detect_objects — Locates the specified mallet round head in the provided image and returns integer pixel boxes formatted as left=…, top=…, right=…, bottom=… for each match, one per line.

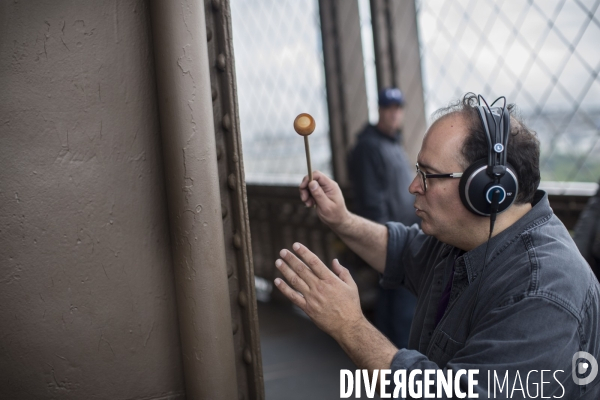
left=293, top=113, right=316, bottom=136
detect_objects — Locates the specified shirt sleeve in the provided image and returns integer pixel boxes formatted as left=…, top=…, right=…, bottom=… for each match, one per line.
left=388, top=296, right=583, bottom=398
left=349, top=141, right=388, bottom=224
left=381, top=221, right=442, bottom=297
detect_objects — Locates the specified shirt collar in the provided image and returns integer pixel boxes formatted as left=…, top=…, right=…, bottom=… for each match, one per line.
left=461, top=190, right=553, bottom=284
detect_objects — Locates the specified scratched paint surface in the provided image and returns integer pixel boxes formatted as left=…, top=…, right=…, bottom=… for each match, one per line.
left=0, top=1, right=184, bottom=399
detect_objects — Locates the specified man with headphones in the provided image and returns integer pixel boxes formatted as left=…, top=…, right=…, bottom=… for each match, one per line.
left=274, top=94, right=600, bottom=398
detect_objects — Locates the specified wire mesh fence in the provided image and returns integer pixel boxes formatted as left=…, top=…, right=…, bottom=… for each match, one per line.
left=231, top=0, right=599, bottom=186
left=230, top=0, right=332, bottom=185
left=416, top=0, right=600, bottom=184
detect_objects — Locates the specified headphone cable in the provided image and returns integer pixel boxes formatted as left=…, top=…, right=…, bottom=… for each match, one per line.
left=467, top=188, right=500, bottom=334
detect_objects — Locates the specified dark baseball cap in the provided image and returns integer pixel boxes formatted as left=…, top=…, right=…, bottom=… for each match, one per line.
left=378, top=87, right=404, bottom=107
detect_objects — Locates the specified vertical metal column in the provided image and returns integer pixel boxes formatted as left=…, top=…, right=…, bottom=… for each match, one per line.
left=370, top=0, right=428, bottom=162
left=204, top=0, right=264, bottom=399
left=149, top=1, right=238, bottom=399
left=319, top=0, right=369, bottom=186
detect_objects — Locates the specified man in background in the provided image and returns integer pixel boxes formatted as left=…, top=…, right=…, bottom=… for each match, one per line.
left=347, top=87, right=420, bottom=348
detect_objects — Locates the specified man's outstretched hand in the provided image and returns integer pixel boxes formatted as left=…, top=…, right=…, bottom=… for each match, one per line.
left=299, top=171, right=350, bottom=229
left=273, top=242, right=364, bottom=340
left=273, top=242, right=398, bottom=373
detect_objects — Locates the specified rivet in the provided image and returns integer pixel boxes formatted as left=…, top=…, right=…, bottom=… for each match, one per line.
left=221, top=204, right=228, bottom=219
left=233, top=233, right=242, bottom=249
left=238, top=291, right=247, bottom=307
left=211, top=85, right=218, bottom=101
left=227, top=174, right=236, bottom=190
left=232, top=153, right=239, bottom=163
left=216, top=54, right=226, bottom=71
left=222, top=113, right=231, bottom=131
left=232, top=322, right=239, bottom=334
left=212, top=0, right=221, bottom=11
left=243, top=348, right=252, bottom=364
left=206, top=28, right=212, bottom=42
left=216, top=144, right=223, bottom=160
left=227, top=264, right=234, bottom=277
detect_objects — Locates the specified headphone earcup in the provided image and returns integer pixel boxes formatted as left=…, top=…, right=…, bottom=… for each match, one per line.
left=459, top=159, right=519, bottom=216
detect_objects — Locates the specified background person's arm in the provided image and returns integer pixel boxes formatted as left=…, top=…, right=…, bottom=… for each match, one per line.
left=348, top=142, right=388, bottom=223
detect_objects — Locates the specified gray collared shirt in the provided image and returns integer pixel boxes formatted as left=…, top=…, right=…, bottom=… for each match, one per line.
left=383, top=190, right=600, bottom=398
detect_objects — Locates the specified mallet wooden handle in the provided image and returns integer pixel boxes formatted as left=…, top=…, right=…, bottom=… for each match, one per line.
left=293, top=113, right=316, bottom=182
left=304, top=136, right=313, bottom=182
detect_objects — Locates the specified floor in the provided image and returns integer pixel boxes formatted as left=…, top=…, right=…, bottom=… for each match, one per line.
left=258, top=300, right=380, bottom=400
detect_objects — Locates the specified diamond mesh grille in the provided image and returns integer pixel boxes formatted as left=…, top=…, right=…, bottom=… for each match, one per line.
left=231, top=0, right=331, bottom=184
left=417, top=0, right=600, bottom=182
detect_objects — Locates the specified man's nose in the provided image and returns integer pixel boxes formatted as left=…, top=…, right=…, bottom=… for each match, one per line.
left=409, top=174, right=423, bottom=195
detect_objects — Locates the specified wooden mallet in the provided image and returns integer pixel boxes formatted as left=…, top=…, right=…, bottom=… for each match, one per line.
left=293, top=113, right=316, bottom=182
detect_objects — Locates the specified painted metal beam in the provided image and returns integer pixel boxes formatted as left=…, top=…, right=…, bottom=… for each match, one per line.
left=319, top=0, right=370, bottom=186
left=149, top=1, right=238, bottom=399
left=371, top=0, right=428, bottom=163
left=203, top=0, right=265, bottom=398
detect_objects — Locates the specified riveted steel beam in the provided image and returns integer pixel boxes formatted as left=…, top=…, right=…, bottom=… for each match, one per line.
left=149, top=1, right=238, bottom=399
left=319, top=0, right=369, bottom=186
left=370, top=0, right=427, bottom=163
left=204, top=0, right=265, bottom=399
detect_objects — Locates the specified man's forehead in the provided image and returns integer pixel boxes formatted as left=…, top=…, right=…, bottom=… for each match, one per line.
left=419, top=114, right=467, bottom=168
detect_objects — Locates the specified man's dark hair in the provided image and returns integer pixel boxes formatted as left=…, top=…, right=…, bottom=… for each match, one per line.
left=433, top=93, right=541, bottom=204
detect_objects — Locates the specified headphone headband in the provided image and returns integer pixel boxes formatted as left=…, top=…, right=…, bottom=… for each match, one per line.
left=475, top=95, right=510, bottom=177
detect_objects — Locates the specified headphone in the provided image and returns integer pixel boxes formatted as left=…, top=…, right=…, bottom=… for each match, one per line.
left=458, top=95, right=519, bottom=217
left=463, top=95, right=520, bottom=334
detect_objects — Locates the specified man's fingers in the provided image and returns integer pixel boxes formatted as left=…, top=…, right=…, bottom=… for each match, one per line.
left=291, top=242, right=333, bottom=280
left=300, top=173, right=325, bottom=207
left=279, top=248, right=318, bottom=285
left=307, top=178, right=333, bottom=208
left=274, top=258, right=310, bottom=294
left=274, top=278, right=307, bottom=309
left=299, top=174, right=309, bottom=189
left=332, top=258, right=355, bottom=286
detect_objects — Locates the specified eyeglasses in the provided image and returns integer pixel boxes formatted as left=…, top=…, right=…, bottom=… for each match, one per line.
left=415, top=162, right=463, bottom=192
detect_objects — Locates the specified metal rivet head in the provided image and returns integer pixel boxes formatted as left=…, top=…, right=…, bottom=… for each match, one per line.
left=222, top=113, right=231, bottom=131
left=233, top=233, right=242, bottom=249
left=211, top=85, right=218, bottom=101
left=216, top=54, right=226, bottom=71
left=227, top=264, right=234, bottom=277
left=243, top=348, right=252, bottom=364
left=206, top=28, right=212, bottom=42
left=232, top=153, right=239, bottom=163
left=238, top=291, right=247, bottom=307
left=227, top=173, right=236, bottom=190
left=212, top=0, right=221, bottom=11
left=232, top=322, right=239, bottom=334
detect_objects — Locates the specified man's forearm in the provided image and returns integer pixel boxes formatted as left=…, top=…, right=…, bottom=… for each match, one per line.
left=334, top=316, right=398, bottom=373
left=332, top=212, right=388, bottom=274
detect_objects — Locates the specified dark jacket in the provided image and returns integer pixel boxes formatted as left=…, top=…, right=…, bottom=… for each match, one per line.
left=574, top=181, right=600, bottom=280
left=383, top=191, right=600, bottom=398
left=348, top=124, right=420, bottom=226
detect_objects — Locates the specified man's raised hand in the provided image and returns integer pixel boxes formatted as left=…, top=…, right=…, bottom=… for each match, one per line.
left=299, top=171, right=350, bottom=229
left=273, top=242, right=364, bottom=340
